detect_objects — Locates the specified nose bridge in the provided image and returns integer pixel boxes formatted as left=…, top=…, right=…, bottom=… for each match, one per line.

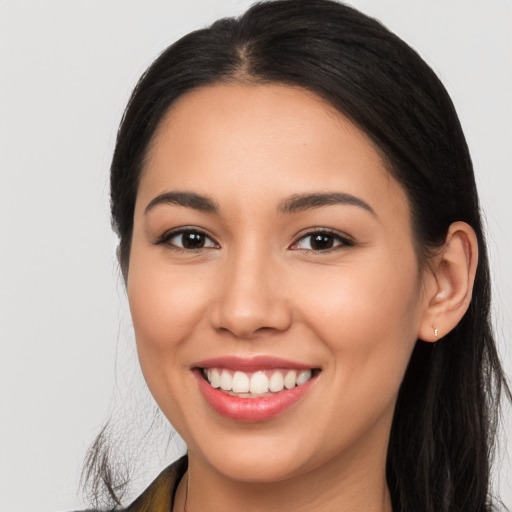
left=210, top=241, right=291, bottom=338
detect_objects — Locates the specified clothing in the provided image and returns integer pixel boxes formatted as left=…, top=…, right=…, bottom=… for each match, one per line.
left=123, top=456, right=187, bottom=512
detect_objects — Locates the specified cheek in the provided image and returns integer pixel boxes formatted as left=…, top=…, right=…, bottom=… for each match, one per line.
left=126, top=254, right=216, bottom=433
left=300, top=251, right=422, bottom=396
left=127, top=250, right=211, bottom=362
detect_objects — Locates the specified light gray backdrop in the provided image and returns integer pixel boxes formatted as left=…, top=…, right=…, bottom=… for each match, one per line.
left=1, top=1, right=510, bottom=511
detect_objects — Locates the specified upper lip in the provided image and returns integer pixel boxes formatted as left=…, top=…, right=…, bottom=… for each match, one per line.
left=192, top=356, right=317, bottom=373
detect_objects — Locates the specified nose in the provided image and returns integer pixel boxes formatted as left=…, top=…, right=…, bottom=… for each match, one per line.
left=209, top=249, right=292, bottom=339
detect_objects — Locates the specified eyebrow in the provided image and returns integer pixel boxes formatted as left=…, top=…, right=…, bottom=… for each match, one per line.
left=278, top=192, right=376, bottom=216
left=145, top=191, right=219, bottom=214
left=144, top=190, right=375, bottom=217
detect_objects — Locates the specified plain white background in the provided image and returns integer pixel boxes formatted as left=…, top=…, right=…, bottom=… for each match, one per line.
left=0, top=1, right=511, bottom=510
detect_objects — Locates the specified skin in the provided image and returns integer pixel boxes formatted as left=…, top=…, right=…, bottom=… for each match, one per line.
left=127, top=84, right=477, bottom=512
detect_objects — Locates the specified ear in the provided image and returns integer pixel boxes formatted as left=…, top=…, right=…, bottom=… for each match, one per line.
left=418, top=221, right=478, bottom=342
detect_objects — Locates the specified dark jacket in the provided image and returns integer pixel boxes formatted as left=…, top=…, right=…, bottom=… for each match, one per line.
left=124, top=456, right=187, bottom=512
left=78, top=457, right=187, bottom=512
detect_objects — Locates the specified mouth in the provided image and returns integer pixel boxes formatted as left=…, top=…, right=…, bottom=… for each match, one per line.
left=201, top=367, right=317, bottom=397
left=192, top=356, right=320, bottom=422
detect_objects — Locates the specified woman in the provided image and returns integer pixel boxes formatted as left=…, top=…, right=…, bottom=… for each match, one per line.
left=83, top=0, right=510, bottom=511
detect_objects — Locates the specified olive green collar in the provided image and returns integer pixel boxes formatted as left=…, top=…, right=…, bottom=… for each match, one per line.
left=124, top=456, right=188, bottom=512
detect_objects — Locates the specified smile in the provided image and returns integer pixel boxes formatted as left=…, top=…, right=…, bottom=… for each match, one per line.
left=192, top=357, right=320, bottom=422
left=203, top=368, right=313, bottom=396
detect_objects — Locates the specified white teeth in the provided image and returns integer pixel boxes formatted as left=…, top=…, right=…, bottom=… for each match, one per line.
left=220, top=370, right=232, bottom=391
left=284, top=370, right=297, bottom=389
left=249, top=371, right=269, bottom=394
left=269, top=371, right=284, bottom=392
left=209, top=368, right=221, bottom=388
left=296, top=370, right=312, bottom=386
left=204, top=367, right=314, bottom=394
left=232, top=371, right=250, bottom=393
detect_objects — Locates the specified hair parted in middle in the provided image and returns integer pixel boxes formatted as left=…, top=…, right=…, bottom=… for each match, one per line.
left=82, top=1, right=510, bottom=511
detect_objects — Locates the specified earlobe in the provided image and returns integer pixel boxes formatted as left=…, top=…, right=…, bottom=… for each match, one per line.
left=418, top=222, right=478, bottom=342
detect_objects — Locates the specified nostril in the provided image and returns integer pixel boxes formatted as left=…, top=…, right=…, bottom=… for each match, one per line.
left=210, top=298, right=293, bottom=339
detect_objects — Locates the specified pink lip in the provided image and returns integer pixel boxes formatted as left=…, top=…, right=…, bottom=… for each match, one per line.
left=192, top=355, right=314, bottom=373
left=193, top=368, right=318, bottom=423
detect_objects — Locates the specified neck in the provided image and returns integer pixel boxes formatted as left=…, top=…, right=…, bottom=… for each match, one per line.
left=175, top=444, right=392, bottom=512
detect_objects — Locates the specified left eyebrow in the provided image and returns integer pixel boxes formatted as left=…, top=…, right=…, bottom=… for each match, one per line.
left=278, top=192, right=376, bottom=216
left=144, top=191, right=219, bottom=214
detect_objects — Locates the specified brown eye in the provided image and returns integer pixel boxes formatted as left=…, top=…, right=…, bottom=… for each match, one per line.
left=158, top=229, right=218, bottom=250
left=309, top=233, right=336, bottom=250
left=292, top=230, right=353, bottom=252
left=179, top=231, right=207, bottom=249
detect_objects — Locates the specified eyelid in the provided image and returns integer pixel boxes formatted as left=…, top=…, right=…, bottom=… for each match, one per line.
left=289, top=228, right=354, bottom=251
left=153, top=226, right=219, bottom=249
left=152, top=226, right=353, bottom=252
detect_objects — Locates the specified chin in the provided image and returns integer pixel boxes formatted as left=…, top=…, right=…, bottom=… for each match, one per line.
left=203, top=444, right=310, bottom=483
left=184, top=418, right=334, bottom=484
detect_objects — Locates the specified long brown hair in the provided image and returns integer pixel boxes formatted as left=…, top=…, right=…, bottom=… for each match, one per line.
left=84, top=1, right=510, bottom=510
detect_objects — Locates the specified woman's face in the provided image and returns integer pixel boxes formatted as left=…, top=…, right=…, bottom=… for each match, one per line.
left=128, top=84, right=431, bottom=483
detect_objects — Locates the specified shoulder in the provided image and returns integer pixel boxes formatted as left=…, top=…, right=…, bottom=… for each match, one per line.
left=123, top=456, right=188, bottom=512
left=73, top=456, right=188, bottom=512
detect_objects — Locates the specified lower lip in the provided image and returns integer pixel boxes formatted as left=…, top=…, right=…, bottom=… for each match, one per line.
left=194, top=370, right=317, bottom=422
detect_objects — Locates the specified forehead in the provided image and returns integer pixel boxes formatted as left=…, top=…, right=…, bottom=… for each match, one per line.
left=139, top=83, right=409, bottom=222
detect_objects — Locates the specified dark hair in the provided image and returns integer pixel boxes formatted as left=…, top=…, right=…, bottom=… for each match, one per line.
left=88, top=1, right=510, bottom=510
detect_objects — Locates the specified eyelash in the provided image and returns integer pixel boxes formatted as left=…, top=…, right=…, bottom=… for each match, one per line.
left=290, top=229, right=354, bottom=252
left=153, top=227, right=219, bottom=252
left=153, top=227, right=354, bottom=253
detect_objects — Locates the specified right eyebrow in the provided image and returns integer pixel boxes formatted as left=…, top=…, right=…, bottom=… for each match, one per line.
left=278, top=192, right=376, bottom=216
left=144, top=191, right=219, bottom=214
